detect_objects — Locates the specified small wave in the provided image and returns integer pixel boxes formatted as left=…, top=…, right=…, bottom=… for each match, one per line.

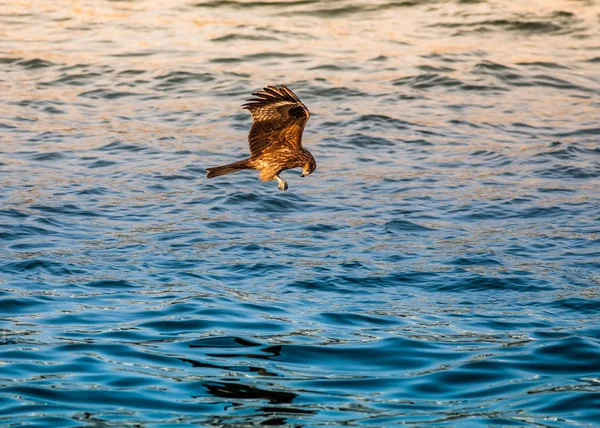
left=346, top=133, right=395, bottom=149
left=1, top=259, right=75, bottom=275
left=41, top=72, right=102, bottom=87
left=154, top=71, right=215, bottom=86
left=553, top=127, right=600, bottom=138
left=16, top=58, right=56, bottom=69
left=95, top=141, right=150, bottom=152
left=0, top=56, right=21, bottom=64
left=308, top=64, right=360, bottom=71
left=87, top=159, right=117, bottom=168
left=534, top=165, right=600, bottom=179
left=31, top=204, right=101, bottom=217
left=516, top=61, right=569, bottom=69
left=193, top=0, right=318, bottom=8
left=385, top=219, right=435, bottom=233
left=110, top=51, right=154, bottom=57
left=188, top=336, right=262, bottom=348
left=79, top=89, right=142, bottom=99
left=211, top=33, right=279, bottom=42
left=431, top=18, right=569, bottom=35
left=28, top=152, right=67, bottom=162
left=393, top=73, right=506, bottom=92
left=210, top=51, right=306, bottom=64
left=83, top=279, right=138, bottom=289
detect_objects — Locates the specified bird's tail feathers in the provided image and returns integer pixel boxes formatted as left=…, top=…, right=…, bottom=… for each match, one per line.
left=206, top=159, right=251, bottom=178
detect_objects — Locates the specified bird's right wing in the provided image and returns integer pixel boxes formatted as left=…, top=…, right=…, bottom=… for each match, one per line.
left=242, top=85, right=310, bottom=157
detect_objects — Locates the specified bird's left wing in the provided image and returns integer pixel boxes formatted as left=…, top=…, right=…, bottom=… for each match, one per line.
left=242, top=85, right=310, bottom=157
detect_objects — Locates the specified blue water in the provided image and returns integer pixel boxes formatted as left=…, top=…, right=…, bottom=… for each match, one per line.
left=1, top=0, right=600, bottom=426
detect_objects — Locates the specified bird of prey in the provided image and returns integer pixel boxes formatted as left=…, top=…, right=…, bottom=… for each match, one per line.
left=206, top=85, right=316, bottom=191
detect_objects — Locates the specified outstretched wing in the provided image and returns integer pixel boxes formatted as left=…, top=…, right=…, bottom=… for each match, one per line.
left=242, top=85, right=310, bottom=157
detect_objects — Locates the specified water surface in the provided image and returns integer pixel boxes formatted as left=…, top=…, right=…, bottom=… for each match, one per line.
left=1, top=0, right=599, bottom=426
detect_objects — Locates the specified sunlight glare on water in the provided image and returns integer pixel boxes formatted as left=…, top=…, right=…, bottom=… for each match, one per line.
left=1, top=0, right=599, bottom=426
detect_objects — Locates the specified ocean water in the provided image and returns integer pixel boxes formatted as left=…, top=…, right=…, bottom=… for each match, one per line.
left=1, top=0, right=599, bottom=426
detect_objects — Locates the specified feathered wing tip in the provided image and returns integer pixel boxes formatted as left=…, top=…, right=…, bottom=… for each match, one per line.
left=241, top=85, right=303, bottom=109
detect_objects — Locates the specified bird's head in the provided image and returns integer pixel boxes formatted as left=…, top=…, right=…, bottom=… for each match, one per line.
left=300, top=153, right=317, bottom=177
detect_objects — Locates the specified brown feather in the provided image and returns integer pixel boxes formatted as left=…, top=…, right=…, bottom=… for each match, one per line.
left=242, top=85, right=310, bottom=157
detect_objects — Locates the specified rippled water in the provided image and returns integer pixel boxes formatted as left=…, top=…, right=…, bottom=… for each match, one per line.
left=1, top=0, right=600, bottom=426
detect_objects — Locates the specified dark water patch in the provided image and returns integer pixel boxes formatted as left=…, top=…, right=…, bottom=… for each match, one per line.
left=434, top=274, right=540, bottom=292
left=0, top=297, right=51, bottom=315
left=404, top=139, right=434, bottom=146
left=308, top=64, right=360, bottom=71
left=245, top=52, right=307, bottom=60
left=534, top=164, right=599, bottom=179
left=1, top=259, right=78, bottom=276
left=370, top=55, right=388, bottom=61
left=281, top=5, right=365, bottom=17
left=0, top=386, right=216, bottom=413
left=42, top=106, right=66, bottom=114
left=209, top=57, right=244, bottom=64
left=303, top=223, right=345, bottom=233
left=348, top=114, right=414, bottom=131
left=550, top=298, right=600, bottom=314
left=95, top=141, right=150, bottom=153
left=516, top=61, right=570, bottom=69
left=282, top=1, right=441, bottom=17
left=110, top=51, right=155, bottom=57
left=28, top=151, right=67, bottom=162
left=211, top=33, right=279, bottom=42
left=553, top=127, right=600, bottom=138
left=153, top=173, right=195, bottom=181
left=417, top=64, right=456, bottom=72
left=30, top=204, right=102, bottom=218
left=83, top=279, right=138, bottom=289
left=188, top=337, right=262, bottom=348
left=270, top=337, right=450, bottom=371
left=448, top=255, right=501, bottom=267
left=79, top=89, right=142, bottom=99
left=530, top=74, right=590, bottom=91
left=154, top=71, right=215, bottom=88
left=385, top=219, right=435, bottom=233
left=393, top=73, right=506, bottom=92
left=509, top=336, right=600, bottom=375
left=0, top=224, right=51, bottom=241
left=431, top=18, right=568, bottom=35
left=16, top=58, right=56, bottom=69
left=193, top=0, right=318, bottom=8
left=289, top=271, right=440, bottom=292
left=0, top=57, right=21, bottom=64
left=308, top=85, right=367, bottom=99
left=87, top=159, right=117, bottom=168
left=41, top=72, right=103, bottom=87
left=319, top=312, right=401, bottom=327
left=118, top=69, right=146, bottom=75
left=536, top=187, right=575, bottom=194
left=394, top=73, right=462, bottom=89
left=473, top=60, right=514, bottom=72
left=344, top=133, right=395, bottom=149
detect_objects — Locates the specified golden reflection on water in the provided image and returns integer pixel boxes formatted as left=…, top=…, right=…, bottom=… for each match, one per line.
left=2, top=0, right=599, bottom=153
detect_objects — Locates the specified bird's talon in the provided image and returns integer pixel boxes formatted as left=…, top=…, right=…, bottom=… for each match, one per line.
left=278, top=181, right=288, bottom=191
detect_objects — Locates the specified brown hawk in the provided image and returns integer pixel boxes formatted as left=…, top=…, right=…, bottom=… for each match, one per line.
left=206, top=85, right=316, bottom=191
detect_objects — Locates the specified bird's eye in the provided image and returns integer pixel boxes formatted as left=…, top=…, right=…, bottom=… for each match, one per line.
left=288, top=106, right=306, bottom=118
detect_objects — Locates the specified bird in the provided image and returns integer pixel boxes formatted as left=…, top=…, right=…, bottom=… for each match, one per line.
left=206, top=85, right=316, bottom=191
